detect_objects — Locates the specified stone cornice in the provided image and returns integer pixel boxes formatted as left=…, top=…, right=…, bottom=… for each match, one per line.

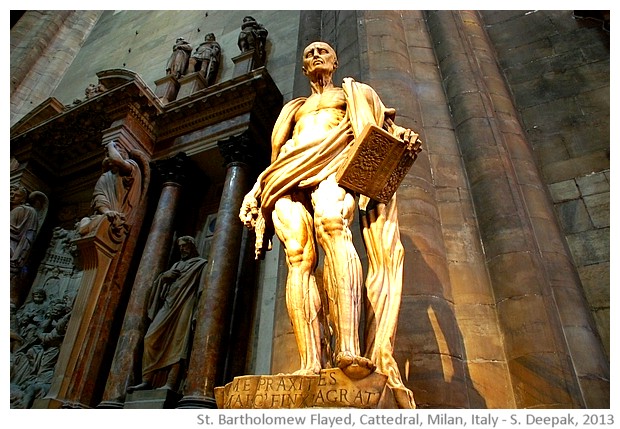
left=10, top=67, right=282, bottom=193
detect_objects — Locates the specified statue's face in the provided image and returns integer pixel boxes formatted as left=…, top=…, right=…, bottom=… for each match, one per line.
left=302, top=42, right=337, bottom=77
left=10, top=185, right=27, bottom=205
left=32, top=290, right=46, bottom=303
left=178, top=239, right=194, bottom=259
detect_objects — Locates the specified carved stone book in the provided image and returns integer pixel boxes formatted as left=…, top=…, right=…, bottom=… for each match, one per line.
left=336, top=124, right=417, bottom=204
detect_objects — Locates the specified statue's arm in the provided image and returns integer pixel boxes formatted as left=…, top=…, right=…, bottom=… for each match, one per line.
left=105, top=142, right=134, bottom=176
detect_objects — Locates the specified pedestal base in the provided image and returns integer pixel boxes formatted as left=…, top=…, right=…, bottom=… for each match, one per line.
left=177, top=72, right=209, bottom=100
left=154, top=75, right=179, bottom=104
left=232, top=50, right=262, bottom=77
left=124, top=388, right=182, bottom=409
left=176, top=395, right=218, bottom=409
left=215, top=368, right=405, bottom=409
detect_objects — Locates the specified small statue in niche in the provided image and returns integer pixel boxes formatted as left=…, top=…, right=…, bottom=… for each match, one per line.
left=166, top=37, right=193, bottom=79
left=10, top=184, right=48, bottom=307
left=237, top=16, right=268, bottom=64
left=188, top=33, right=221, bottom=85
left=77, top=141, right=143, bottom=237
left=127, top=236, right=207, bottom=393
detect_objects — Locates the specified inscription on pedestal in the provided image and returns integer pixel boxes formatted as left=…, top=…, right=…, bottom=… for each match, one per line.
left=215, top=368, right=387, bottom=409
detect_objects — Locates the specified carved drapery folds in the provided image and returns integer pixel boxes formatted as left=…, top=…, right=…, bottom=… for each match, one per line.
left=10, top=227, right=82, bottom=409
left=237, top=16, right=268, bottom=67
left=188, top=33, right=221, bottom=86
left=166, top=37, right=192, bottom=79
left=77, top=141, right=145, bottom=240
left=10, top=184, right=48, bottom=309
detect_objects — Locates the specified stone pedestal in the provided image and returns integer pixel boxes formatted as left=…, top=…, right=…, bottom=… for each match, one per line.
left=215, top=368, right=405, bottom=409
left=154, top=74, right=179, bottom=104
left=124, top=389, right=182, bottom=409
left=177, top=72, right=209, bottom=100
left=232, top=50, right=260, bottom=78
left=34, top=217, right=125, bottom=409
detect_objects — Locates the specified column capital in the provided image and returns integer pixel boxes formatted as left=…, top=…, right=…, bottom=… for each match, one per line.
left=217, top=133, right=256, bottom=167
left=153, top=152, right=191, bottom=187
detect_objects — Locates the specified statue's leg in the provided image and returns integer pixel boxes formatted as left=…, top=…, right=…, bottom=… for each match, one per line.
left=312, top=175, right=374, bottom=378
left=159, top=361, right=182, bottom=391
left=273, top=195, right=322, bottom=375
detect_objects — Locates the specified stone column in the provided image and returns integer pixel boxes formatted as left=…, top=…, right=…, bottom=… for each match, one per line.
left=178, top=133, right=254, bottom=408
left=10, top=11, right=103, bottom=125
left=98, top=153, right=190, bottom=408
left=355, top=10, right=472, bottom=408
left=425, top=10, right=609, bottom=408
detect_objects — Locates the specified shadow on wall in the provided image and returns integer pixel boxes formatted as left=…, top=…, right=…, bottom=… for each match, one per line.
left=397, top=234, right=486, bottom=409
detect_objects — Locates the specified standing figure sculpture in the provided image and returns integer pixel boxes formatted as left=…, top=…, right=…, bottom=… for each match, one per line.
left=10, top=184, right=48, bottom=308
left=237, top=16, right=268, bottom=64
left=188, top=33, right=221, bottom=85
left=166, top=37, right=192, bottom=79
left=239, top=42, right=421, bottom=408
left=128, top=236, right=207, bottom=393
left=77, top=141, right=142, bottom=237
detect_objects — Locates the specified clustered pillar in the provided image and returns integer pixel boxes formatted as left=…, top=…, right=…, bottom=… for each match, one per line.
left=425, top=10, right=609, bottom=408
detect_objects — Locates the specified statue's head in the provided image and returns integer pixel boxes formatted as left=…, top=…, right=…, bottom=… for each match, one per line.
left=10, top=184, right=28, bottom=206
left=178, top=236, right=199, bottom=260
left=32, top=288, right=47, bottom=303
left=205, top=33, right=216, bottom=41
left=114, top=143, right=129, bottom=160
left=302, top=41, right=338, bottom=78
left=102, top=141, right=129, bottom=171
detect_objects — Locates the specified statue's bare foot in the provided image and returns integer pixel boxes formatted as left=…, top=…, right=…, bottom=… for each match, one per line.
left=157, top=384, right=174, bottom=391
left=336, top=352, right=376, bottom=379
left=292, top=364, right=321, bottom=376
left=127, top=381, right=151, bottom=393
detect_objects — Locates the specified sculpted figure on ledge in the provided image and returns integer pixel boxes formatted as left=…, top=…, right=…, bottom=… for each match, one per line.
left=128, top=236, right=207, bottom=393
left=239, top=42, right=422, bottom=408
left=166, top=37, right=192, bottom=79
left=188, top=32, right=221, bottom=85
left=237, top=16, right=268, bottom=64
left=10, top=184, right=48, bottom=308
left=77, top=141, right=142, bottom=237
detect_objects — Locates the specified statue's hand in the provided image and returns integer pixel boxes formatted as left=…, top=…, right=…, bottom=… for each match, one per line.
left=162, top=269, right=181, bottom=282
left=392, top=125, right=422, bottom=154
left=239, top=194, right=259, bottom=230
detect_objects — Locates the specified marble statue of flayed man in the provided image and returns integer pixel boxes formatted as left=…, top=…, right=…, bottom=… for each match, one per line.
left=239, top=41, right=422, bottom=408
